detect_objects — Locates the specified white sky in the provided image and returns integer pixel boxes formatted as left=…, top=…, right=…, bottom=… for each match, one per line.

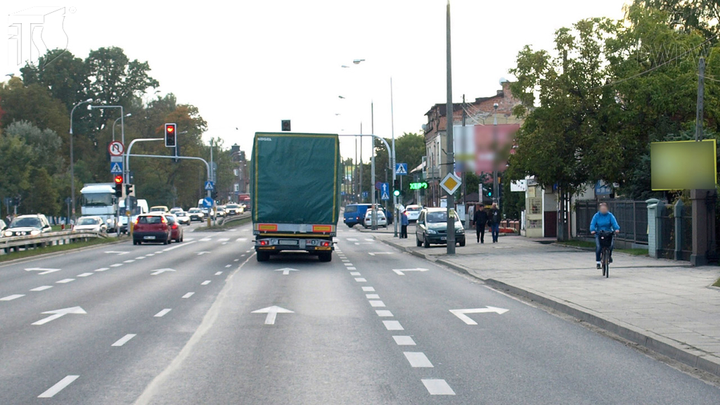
left=2, top=0, right=629, bottom=162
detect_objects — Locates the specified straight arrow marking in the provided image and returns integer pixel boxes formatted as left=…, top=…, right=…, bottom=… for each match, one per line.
left=274, top=268, right=298, bottom=276
left=449, top=306, right=509, bottom=325
left=32, top=306, right=86, bottom=325
left=25, top=267, right=61, bottom=275
left=251, top=306, right=294, bottom=325
left=392, top=268, right=429, bottom=275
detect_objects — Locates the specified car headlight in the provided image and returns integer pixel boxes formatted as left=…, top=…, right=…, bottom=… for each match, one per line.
left=30, top=229, right=41, bottom=236
left=4, top=231, right=12, bottom=237
left=427, top=229, right=437, bottom=234
left=456, top=228, right=464, bottom=234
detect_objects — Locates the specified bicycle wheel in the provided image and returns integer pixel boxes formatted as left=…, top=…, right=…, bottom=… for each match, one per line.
left=602, top=248, right=609, bottom=278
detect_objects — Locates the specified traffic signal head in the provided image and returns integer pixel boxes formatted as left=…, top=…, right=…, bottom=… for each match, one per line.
left=114, top=175, right=123, bottom=197
left=165, top=123, right=177, bottom=147
left=393, top=189, right=400, bottom=197
left=125, top=184, right=134, bottom=195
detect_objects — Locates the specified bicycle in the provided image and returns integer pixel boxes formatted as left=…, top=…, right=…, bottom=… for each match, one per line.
left=597, top=230, right=614, bottom=278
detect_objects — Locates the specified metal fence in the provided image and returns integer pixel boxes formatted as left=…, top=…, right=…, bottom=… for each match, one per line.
left=575, top=200, right=649, bottom=245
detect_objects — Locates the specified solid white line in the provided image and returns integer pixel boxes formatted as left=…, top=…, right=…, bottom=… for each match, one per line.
left=404, top=352, right=433, bottom=368
left=383, top=320, right=404, bottom=330
left=56, top=278, right=75, bottom=284
left=110, top=264, right=123, bottom=268
left=154, top=308, right=172, bottom=317
left=355, top=278, right=367, bottom=282
left=182, top=292, right=195, bottom=299
left=225, top=264, right=232, bottom=268
left=362, top=286, right=375, bottom=292
left=369, top=300, right=385, bottom=307
left=94, top=268, right=109, bottom=272
left=215, top=271, right=222, bottom=275
left=38, top=375, right=79, bottom=398
left=77, top=273, right=93, bottom=277
left=393, top=336, right=416, bottom=346
left=376, top=310, right=393, bottom=317
left=111, top=334, right=137, bottom=347
left=366, top=294, right=380, bottom=299
left=201, top=280, right=211, bottom=285
left=422, top=379, right=455, bottom=395
left=350, top=272, right=361, bottom=276
left=124, top=260, right=135, bottom=263
left=30, top=286, right=53, bottom=292
left=0, top=294, right=24, bottom=301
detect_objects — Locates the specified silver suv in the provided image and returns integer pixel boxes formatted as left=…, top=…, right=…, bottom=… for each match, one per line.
left=3, top=214, right=52, bottom=237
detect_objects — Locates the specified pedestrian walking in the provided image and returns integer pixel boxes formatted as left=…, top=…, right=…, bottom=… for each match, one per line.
left=400, top=210, right=409, bottom=239
left=489, top=203, right=501, bottom=243
left=473, top=204, right=488, bottom=243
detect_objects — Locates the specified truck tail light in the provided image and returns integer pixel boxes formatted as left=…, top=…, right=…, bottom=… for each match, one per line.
left=321, top=241, right=331, bottom=247
left=260, top=240, right=269, bottom=246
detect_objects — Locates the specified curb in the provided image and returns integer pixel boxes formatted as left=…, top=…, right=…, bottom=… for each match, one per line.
left=376, top=236, right=720, bottom=378
left=0, top=237, right=127, bottom=268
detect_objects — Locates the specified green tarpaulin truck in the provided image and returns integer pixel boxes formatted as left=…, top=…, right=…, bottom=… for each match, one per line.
left=251, top=132, right=341, bottom=262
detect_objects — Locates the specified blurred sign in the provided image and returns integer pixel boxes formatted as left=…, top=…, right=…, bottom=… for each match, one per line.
left=651, top=139, right=717, bottom=190
left=510, top=180, right=527, bottom=192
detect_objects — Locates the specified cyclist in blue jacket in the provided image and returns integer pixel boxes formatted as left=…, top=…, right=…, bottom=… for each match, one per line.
left=590, top=202, right=620, bottom=269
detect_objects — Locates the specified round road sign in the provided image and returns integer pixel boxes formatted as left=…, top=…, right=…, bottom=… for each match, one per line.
left=108, top=141, right=125, bottom=156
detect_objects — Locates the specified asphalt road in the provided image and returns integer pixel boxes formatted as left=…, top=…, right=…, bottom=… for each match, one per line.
left=0, top=222, right=718, bottom=404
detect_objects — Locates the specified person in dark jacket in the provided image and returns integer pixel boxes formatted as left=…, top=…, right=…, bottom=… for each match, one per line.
left=400, top=210, right=409, bottom=238
left=489, top=202, right=501, bottom=243
left=473, top=204, right=488, bottom=243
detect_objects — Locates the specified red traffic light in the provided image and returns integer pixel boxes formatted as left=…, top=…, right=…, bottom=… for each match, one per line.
left=167, top=125, right=174, bottom=133
left=114, top=175, right=123, bottom=184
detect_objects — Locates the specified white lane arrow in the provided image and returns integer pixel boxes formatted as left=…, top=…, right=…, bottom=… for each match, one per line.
left=197, top=251, right=211, bottom=256
left=25, top=267, right=61, bottom=275
left=151, top=268, right=176, bottom=276
left=274, top=268, right=298, bottom=276
left=393, top=268, right=429, bottom=276
left=449, top=307, right=509, bottom=325
left=32, top=306, right=86, bottom=325
left=251, top=306, right=294, bottom=325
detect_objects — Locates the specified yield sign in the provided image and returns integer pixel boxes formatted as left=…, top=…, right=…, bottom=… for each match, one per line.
left=449, top=307, right=508, bottom=325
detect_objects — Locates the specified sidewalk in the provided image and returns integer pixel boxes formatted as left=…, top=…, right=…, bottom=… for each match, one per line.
left=373, top=232, right=720, bottom=377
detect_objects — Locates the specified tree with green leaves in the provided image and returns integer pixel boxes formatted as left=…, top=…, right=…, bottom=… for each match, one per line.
left=25, top=168, right=59, bottom=216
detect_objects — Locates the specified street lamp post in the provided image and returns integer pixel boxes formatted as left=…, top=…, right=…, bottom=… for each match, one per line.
left=91, top=104, right=125, bottom=181
left=445, top=0, right=456, bottom=254
left=69, top=98, right=93, bottom=221
left=493, top=102, right=499, bottom=203
left=112, top=113, right=131, bottom=141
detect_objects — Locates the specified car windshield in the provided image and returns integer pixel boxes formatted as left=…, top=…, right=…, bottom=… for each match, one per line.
left=227, top=204, right=238, bottom=208
left=139, top=216, right=163, bottom=224
left=345, top=206, right=358, bottom=213
left=407, top=207, right=420, bottom=212
left=83, top=193, right=113, bottom=207
left=426, top=212, right=448, bottom=223
left=189, top=209, right=200, bottom=213
left=78, top=218, right=100, bottom=225
left=10, top=217, right=42, bottom=228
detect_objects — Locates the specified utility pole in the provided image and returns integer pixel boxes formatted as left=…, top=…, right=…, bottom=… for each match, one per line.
left=445, top=0, right=456, bottom=254
left=371, top=101, right=377, bottom=230
left=391, top=77, right=398, bottom=237
left=492, top=103, right=499, bottom=203
left=461, top=94, right=466, bottom=209
left=355, top=134, right=358, bottom=202
left=360, top=123, right=363, bottom=202
left=696, top=57, right=705, bottom=141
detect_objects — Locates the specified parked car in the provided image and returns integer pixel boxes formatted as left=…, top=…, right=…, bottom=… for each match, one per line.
left=165, top=214, right=184, bottom=242
left=175, top=211, right=191, bottom=225
left=73, top=216, right=107, bottom=233
left=188, top=208, right=204, bottom=221
left=415, top=207, right=465, bottom=248
left=216, top=207, right=227, bottom=218
left=363, top=209, right=388, bottom=228
left=0, top=219, right=6, bottom=237
left=343, top=203, right=372, bottom=227
left=150, top=206, right=169, bottom=213
left=225, top=204, right=243, bottom=215
left=405, top=204, right=422, bottom=222
left=3, top=214, right=52, bottom=237
left=132, top=214, right=171, bottom=245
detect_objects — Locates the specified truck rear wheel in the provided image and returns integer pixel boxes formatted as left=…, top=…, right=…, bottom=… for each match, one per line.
left=318, top=252, right=332, bottom=262
left=257, top=251, right=270, bottom=262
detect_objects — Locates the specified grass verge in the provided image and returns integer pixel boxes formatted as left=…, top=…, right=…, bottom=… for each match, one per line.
left=0, top=237, right=121, bottom=263
left=713, top=278, right=720, bottom=288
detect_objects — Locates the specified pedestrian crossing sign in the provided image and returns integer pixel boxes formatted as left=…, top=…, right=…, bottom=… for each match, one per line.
left=110, top=162, right=123, bottom=174
left=395, top=163, right=408, bottom=175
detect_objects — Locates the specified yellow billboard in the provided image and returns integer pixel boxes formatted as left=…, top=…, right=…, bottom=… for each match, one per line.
left=651, top=139, right=717, bottom=190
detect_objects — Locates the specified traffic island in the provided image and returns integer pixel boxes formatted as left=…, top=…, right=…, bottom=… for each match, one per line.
left=374, top=232, right=720, bottom=378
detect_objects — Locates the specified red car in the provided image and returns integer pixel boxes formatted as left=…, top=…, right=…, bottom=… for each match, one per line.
left=166, top=214, right=184, bottom=243
left=133, top=214, right=171, bottom=245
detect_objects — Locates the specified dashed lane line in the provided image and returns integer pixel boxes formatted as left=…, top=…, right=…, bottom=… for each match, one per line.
left=362, top=286, right=375, bottom=292
left=350, top=272, right=361, bottom=276
left=215, top=271, right=223, bottom=275
left=383, top=320, right=404, bottom=331
left=77, top=273, right=93, bottom=277
left=393, top=336, right=416, bottom=346
left=404, top=352, right=433, bottom=368
left=56, top=278, right=75, bottom=284
left=421, top=379, right=455, bottom=395
left=110, top=264, right=123, bottom=268
left=111, top=334, right=137, bottom=347
left=201, top=280, right=211, bottom=286
left=38, top=375, right=79, bottom=398
left=30, top=286, right=53, bottom=292
left=154, top=309, right=172, bottom=318
left=376, top=310, right=393, bottom=317
left=95, top=268, right=109, bottom=272
left=182, top=292, right=195, bottom=299
left=0, top=294, right=24, bottom=301
left=369, top=300, right=385, bottom=307
left=366, top=294, right=380, bottom=299
left=355, top=278, right=367, bottom=283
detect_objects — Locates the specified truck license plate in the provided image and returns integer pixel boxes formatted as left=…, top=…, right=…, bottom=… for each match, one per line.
left=279, top=240, right=298, bottom=245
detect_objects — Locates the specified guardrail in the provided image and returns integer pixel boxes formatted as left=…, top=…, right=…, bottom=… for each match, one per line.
left=220, top=212, right=251, bottom=226
left=1, top=230, right=107, bottom=253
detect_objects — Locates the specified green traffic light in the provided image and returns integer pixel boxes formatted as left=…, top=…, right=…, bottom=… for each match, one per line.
left=393, top=190, right=400, bottom=197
